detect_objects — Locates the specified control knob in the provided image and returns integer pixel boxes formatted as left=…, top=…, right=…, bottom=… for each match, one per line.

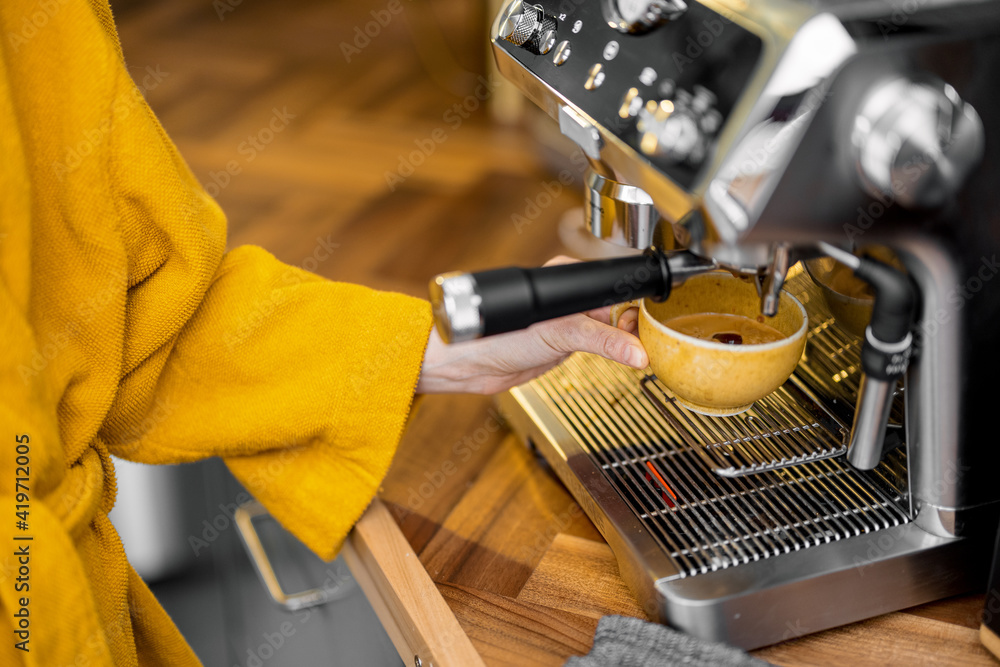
left=609, top=0, right=687, bottom=34
left=635, top=87, right=718, bottom=165
left=638, top=106, right=704, bottom=164
left=853, top=76, right=984, bottom=209
left=498, top=1, right=558, bottom=55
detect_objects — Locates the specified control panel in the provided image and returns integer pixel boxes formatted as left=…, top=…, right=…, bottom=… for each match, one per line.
left=495, top=0, right=763, bottom=188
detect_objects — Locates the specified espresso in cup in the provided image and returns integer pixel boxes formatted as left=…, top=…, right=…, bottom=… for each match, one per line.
left=664, top=313, right=786, bottom=346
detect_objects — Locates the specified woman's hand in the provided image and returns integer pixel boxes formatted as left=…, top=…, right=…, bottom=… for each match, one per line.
left=416, top=256, right=648, bottom=395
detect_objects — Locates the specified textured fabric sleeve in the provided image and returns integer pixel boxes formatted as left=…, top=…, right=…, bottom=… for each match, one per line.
left=102, top=245, right=433, bottom=559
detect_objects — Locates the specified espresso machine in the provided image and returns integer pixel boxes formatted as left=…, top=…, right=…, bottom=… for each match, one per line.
left=429, top=0, right=1000, bottom=649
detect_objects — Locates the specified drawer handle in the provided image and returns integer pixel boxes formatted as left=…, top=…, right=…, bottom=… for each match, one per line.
left=234, top=501, right=347, bottom=611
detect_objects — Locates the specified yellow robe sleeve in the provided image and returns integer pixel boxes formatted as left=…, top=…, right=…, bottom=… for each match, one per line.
left=107, top=246, right=432, bottom=561
left=0, top=1, right=431, bottom=664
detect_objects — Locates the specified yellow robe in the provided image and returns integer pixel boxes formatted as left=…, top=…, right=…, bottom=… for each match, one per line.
left=0, top=1, right=432, bottom=664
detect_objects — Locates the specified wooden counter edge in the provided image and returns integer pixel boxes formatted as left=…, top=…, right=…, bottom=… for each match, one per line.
left=342, top=498, right=487, bottom=667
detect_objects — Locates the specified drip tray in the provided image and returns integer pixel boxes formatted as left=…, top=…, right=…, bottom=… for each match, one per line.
left=526, top=353, right=910, bottom=580
left=639, top=375, right=847, bottom=477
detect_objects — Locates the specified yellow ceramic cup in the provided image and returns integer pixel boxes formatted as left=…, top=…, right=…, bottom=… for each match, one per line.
left=611, top=272, right=808, bottom=416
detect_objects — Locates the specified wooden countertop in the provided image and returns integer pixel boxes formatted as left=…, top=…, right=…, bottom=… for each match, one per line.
left=345, top=392, right=997, bottom=667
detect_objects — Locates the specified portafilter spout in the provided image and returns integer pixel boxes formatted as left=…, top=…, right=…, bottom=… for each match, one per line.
left=817, top=242, right=916, bottom=470
left=758, top=244, right=793, bottom=318
left=428, top=249, right=717, bottom=344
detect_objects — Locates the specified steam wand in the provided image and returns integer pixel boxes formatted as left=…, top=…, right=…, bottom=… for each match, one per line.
left=817, top=242, right=916, bottom=470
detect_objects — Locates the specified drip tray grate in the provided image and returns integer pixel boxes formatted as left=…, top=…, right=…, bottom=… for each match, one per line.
left=639, top=375, right=847, bottom=477
left=531, top=353, right=910, bottom=579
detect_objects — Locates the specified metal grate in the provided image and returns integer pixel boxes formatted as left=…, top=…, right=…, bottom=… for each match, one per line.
left=639, top=375, right=847, bottom=476
left=531, top=353, right=910, bottom=579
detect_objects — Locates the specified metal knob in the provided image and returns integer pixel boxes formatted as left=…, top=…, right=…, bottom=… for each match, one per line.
left=498, top=1, right=557, bottom=54
left=852, top=76, right=984, bottom=209
left=498, top=1, right=538, bottom=45
left=637, top=102, right=706, bottom=165
left=610, top=0, right=688, bottom=33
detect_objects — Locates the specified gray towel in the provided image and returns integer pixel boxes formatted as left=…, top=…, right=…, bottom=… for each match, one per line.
left=565, top=615, right=772, bottom=667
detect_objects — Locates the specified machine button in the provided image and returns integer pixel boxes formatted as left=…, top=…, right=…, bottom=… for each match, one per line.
left=637, top=98, right=707, bottom=164
left=691, top=85, right=717, bottom=114
left=610, top=0, right=688, bottom=34
left=538, top=29, right=557, bottom=54
left=619, top=87, right=643, bottom=119
left=552, top=40, right=572, bottom=65
left=673, top=88, right=693, bottom=108
left=585, top=63, right=605, bottom=90
left=659, top=113, right=703, bottom=162
left=700, top=108, right=722, bottom=133
left=603, top=40, right=620, bottom=61
left=639, top=67, right=657, bottom=86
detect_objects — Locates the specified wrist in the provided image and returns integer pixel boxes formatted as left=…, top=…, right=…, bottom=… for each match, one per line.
left=416, top=327, right=478, bottom=394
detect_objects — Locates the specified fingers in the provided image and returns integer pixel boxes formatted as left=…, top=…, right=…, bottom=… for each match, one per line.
left=587, top=304, right=639, bottom=334
left=539, top=314, right=648, bottom=369
left=585, top=304, right=638, bottom=332
left=542, top=255, right=579, bottom=267
left=615, top=307, right=640, bottom=335
left=586, top=304, right=613, bottom=323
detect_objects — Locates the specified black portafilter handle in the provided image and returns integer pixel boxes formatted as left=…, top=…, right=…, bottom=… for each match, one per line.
left=429, top=249, right=674, bottom=343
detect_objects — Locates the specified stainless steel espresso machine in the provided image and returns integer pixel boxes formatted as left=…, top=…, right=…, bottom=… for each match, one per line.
left=429, top=0, right=1000, bottom=650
